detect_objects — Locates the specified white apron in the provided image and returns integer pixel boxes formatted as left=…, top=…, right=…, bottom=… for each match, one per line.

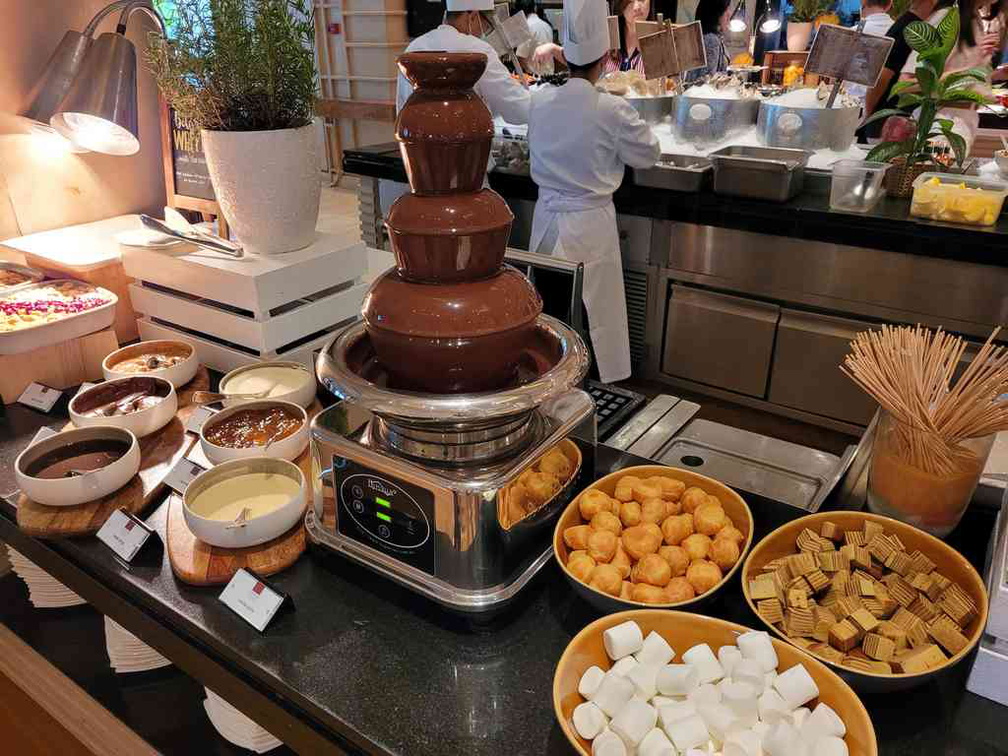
left=530, top=188, right=631, bottom=384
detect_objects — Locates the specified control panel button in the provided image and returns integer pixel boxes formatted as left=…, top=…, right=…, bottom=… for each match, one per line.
left=352, top=499, right=364, bottom=513
left=352, top=485, right=363, bottom=499
left=378, top=524, right=391, bottom=539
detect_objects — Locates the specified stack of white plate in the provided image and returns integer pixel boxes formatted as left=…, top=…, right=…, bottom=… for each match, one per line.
left=203, top=688, right=282, bottom=753
left=103, top=616, right=172, bottom=674
left=7, top=546, right=86, bottom=608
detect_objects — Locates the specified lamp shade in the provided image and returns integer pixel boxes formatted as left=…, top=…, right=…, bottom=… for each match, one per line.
left=51, top=32, right=139, bottom=156
left=21, top=30, right=92, bottom=128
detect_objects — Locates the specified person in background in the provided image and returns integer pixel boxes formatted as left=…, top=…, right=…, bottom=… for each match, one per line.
left=528, top=0, right=660, bottom=384
left=846, top=0, right=894, bottom=108
left=686, top=0, right=733, bottom=82
left=859, top=0, right=952, bottom=139
left=603, top=0, right=653, bottom=76
left=515, top=0, right=557, bottom=75
left=396, top=0, right=530, bottom=125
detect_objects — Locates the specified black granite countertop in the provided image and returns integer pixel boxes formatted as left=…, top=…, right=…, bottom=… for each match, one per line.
left=1, top=401, right=1006, bottom=755
left=344, top=143, right=1008, bottom=267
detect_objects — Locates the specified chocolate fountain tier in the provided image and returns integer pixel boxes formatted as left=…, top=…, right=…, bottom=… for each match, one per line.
left=397, top=52, right=493, bottom=194
left=386, top=189, right=513, bottom=282
left=362, top=267, right=543, bottom=394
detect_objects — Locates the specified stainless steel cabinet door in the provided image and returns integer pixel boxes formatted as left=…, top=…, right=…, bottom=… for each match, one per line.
left=662, top=285, right=780, bottom=398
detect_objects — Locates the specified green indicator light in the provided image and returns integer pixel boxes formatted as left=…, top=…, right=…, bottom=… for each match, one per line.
left=376, top=511, right=392, bottom=523
left=375, top=496, right=392, bottom=508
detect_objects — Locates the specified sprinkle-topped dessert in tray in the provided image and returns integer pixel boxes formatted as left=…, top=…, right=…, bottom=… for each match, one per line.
left=0, top=280, right=113, bottom=332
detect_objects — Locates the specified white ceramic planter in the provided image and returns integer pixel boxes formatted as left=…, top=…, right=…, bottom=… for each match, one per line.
left=201, top=124, right=321, bottom=256
left=786, top=21, right=814, bottom=51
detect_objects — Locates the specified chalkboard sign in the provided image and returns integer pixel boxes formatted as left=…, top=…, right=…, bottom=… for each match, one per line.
left=158, top=98, right=228, bottom=235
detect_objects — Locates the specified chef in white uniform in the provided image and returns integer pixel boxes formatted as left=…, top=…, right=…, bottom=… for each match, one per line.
left=528, top=0, right=660, bottom=384
left=395, top=0, right=530, bottom=126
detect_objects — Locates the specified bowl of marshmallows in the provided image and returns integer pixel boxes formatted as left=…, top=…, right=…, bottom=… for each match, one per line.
left=553, top=610, right=877, bottom=756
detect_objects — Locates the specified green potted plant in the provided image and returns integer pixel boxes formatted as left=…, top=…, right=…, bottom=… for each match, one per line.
left=787, top=0, right=831, bottom=51
left=148, top=0, right=318, bottom=255
left=862, top=7, right=991, bottom=197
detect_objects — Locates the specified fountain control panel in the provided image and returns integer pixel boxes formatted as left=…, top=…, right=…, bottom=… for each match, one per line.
left=332, top=456, right=436, bottom=575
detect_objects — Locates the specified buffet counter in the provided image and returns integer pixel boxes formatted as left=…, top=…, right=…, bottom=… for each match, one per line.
left=345, top=144, right=1008, bottom=435
left=1, top=402, right=1007, bottom=756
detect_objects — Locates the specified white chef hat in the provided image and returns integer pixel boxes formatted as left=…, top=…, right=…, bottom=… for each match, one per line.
left=445, top=0, right=495, bottom=10
left=562, top=0, right=610, bottom=66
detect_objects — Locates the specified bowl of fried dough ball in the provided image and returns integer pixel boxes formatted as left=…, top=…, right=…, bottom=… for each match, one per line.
left=553, top=465, right=753, bottom=613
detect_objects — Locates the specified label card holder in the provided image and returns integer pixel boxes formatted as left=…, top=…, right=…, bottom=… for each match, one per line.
left=218, top=568, right=294, bottom=632
left=164, top=457, right=207, bottom=496
left=96, top=508, right=161, bottom=565
left=184, top=404, right=216, bottom=435
left=18, top=382, right=62, bottom=413
left=806, top=24, right=894, bottom=88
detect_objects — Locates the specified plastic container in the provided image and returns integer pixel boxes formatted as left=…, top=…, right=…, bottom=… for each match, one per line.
left=867, top=410, right=996, bottom=537
left=910, top=172, right=1008, bottom=226
left=829, top=160, right=890, bottom=213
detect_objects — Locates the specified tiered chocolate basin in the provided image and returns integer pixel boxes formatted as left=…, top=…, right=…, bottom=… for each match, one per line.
left=319, top=52, right=589, bottom=464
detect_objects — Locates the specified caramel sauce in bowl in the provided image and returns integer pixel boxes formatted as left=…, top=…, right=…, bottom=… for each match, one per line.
left=199, top=400, right=309, bottom=465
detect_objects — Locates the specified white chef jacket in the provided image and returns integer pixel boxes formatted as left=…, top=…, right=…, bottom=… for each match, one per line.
left=528, top=79, right=660, bottom=383
left=395, top=24, right=530, bottom=125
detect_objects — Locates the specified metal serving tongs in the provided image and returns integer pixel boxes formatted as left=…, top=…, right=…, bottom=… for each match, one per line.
left=139, top=213, right=244, bottom=258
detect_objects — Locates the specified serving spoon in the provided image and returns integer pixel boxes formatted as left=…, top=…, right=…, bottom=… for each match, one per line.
left=192, top=389, right=272, bottom=405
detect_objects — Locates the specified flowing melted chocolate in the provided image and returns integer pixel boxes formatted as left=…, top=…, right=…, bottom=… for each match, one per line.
left=25, top=439, right=130, bottom=479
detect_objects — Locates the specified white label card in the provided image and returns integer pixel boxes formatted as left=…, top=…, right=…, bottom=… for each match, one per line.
left=219, top=569, right=286, bottom=632
left=96, top=509, right=152, bottom=562
left=18, top=382, right=62, bottom=412
left=184, top=405, right=216, bottom=435
left=29, top=425, right=59, bottom=446
left=164, top=460, right=207, bottom=495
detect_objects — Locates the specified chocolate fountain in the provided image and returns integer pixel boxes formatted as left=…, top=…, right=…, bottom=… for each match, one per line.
left=308, top=52, right=595, bottom=615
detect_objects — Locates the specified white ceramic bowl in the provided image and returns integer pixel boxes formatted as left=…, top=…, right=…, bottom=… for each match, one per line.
left=69, top=376, right=177, bottom=438
left=199, top=400, right=309, bottom=465
left=183, top=457, right=306, bottom=548
left=102, top=339, right=198, bottom=388
left=15, top=427, right=140, bottom=507
left=218, top=361, right=315, bottom=408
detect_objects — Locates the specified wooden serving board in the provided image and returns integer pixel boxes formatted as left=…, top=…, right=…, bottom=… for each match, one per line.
left=16, top=367, right=210, bottom=538
left=165, top=402, right=320, bottom=586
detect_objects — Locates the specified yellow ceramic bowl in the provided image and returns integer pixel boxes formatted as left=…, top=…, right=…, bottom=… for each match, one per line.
left=741, top=510, right=988, bottom=692
left=554, top=609, right=879, bottom=756
left=553, top=465, right=754, bottom=613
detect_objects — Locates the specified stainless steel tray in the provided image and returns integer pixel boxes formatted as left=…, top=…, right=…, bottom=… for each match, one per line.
left=709, top=145, right=812, bottom=202
left=633, top=154, right=712, bottom=192
left=0, top=262, right=45, bottom=294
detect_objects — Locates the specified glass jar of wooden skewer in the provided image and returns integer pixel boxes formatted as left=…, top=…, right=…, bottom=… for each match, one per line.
left=867, top=410, right=995, bottom=536
left=842, top=324, right=1008, bottom=538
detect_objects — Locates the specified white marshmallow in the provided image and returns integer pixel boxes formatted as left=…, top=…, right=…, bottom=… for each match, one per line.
left=604, top=621, right=645, bottom=661
left=580, top=666, right=608, bottom=700
left=791, top=706, right=811, bottom=729
left=664, top=713, right=711, bottom=752
left=762, top=720, right=804, bottom=756
left=593, top=728, right=628, bottom=756
left=611, top=699, right=657, bottom=747
left=717, top=645, right=743, bottom=677
left=764, top=670, right=777, bottom=689
left=723, top=729, right=762, bottom=756
left=682, top=643, right=725, bottom=684
left=636, top=631, right=676, bottom=667
left=812, top=735, right=850, bottom=756
left=610, top=656, right=640, bottom=678
left=773, top=665, right=819, bottom=710
left=737, top=630, right=778, bottom=673
left=574, top=701, right=609, bottom=740
left=638, top=727, right=676, bottom=756
left=656, top=663, right=699, bottom=696
left=658, top=699, right=697, bottom=729
left=650, top=695, right=678, bottom=709
left=687, top=682, right=721, bottom=708
left=721, top=681, right=759, bottom=726
left=757, top=688, right=791, bottom=724
left=626, top=663, right=659, bottom=701
left=801, top=702, right=846, bottom=740
left=697, top=701, right=739, bottom=742
left=594, top=673, right=637, bottom=717
left=751, top=721, right=771, bottom=739
left=731, top=658, right=767, bottom=694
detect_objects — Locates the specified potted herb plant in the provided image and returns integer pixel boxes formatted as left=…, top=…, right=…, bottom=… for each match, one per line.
left=148, top=0, right=318, bottom=255
left=862, top=7, right=991, bottom=197
left=787, top=0, right=831, bottom=51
